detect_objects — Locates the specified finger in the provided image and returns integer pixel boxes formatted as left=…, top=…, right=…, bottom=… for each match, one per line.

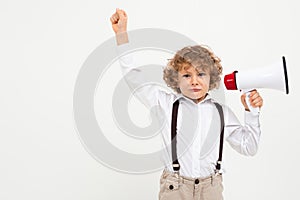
left=110, top=13, right=116, bottom=20
left=119, top=9, right=127, bottom=18
left=249, top=90, right=261, bottom=100
left=250, top=93, right=259, bottom=101
left=253, top=100, right=263, bottom=108
left=113, top=13, right=119, bottom=20
left=110, top=17, right=115, bottom=23
left=116, top=8, right=123, bottom=16
left=113, top=11, right=120, bottom=18
left=250, top=93, right=260, bottom=101
left=251, top=96, right=261, bottom=105
left=110, top=13, right=118, bottom=22
left=123, top=10, right=127, bottom=17
left=111, top=11, right=117, bottom=17
left=117, top=9, right=127, bottom=19
left=249, top=89, right=258, bottom=97
left=252, top=97, right=263, bottom=107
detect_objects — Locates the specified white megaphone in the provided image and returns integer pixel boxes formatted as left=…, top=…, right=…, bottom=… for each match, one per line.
left=224, top=56, right=289, bottom=114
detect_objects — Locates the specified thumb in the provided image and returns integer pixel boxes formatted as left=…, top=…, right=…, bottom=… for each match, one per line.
left=240, top=93, right=249, bottom=110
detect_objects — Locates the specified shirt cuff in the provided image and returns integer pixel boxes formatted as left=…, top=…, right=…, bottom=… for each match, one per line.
left=117, top=42, right=131, bottom=55
left=244, top=111, right=260, bottom=126
left=116, top=43, right=135, bottom=73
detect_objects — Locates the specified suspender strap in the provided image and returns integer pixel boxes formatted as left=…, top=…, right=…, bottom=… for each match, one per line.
left=214, top=102, right=225, bottom=171
left=170, top=100, right=225, bottom=173
left=171, top=100, right=180, bottom=171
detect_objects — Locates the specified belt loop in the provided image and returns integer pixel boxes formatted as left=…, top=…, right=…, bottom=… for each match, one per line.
left=211, top=172, right=219, bottom=186
left=174, top=171, right=179, bottom=179
left=173, top=171, right=182, bottom=186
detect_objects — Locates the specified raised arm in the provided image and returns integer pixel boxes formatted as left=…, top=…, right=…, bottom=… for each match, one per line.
left=109, top=9, right=172, bottom=109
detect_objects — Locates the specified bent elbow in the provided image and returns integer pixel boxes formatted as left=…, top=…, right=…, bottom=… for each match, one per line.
left=245, top=145, right=259, bottom=156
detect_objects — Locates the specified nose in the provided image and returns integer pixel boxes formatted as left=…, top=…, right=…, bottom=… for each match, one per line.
left=191, top=75, right=199, bottom=86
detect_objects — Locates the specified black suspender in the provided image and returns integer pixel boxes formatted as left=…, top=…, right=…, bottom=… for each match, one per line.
left=171, top=100, right=180, bottom=171
left=214, top=102, right=225, bottom=171
left=171, top=100, right=225, bottom=173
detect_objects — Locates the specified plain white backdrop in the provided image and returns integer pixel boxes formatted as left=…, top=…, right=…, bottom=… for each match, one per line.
left=1, top=0, right=299, bottom=199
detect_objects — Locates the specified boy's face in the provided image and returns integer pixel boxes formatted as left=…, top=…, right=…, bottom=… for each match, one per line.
left=178, top=64, right=210, bottom=103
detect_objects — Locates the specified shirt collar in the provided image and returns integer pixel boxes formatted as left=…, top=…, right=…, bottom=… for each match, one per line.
left=173, top=93, right=213, bottom=104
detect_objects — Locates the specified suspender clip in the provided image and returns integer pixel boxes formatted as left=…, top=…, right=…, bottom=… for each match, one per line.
left=172, top=163, right=180, bottom=168
left=172, top=163, right=180, bottom=172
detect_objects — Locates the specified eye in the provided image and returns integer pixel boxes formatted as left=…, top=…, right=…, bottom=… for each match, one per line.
left=198, top=72, right=206, bottom=77
left=182, top=74, right=190, bottom=78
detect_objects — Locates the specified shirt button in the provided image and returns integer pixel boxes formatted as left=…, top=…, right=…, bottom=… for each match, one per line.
left=195, top=179, right=199, bottom=184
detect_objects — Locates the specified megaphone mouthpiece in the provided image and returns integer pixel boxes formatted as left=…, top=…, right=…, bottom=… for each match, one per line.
left=224, top=71, right=238, bottom=90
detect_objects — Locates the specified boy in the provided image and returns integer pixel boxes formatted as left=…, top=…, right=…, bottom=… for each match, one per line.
left=110, top=8, right=263, bottom=200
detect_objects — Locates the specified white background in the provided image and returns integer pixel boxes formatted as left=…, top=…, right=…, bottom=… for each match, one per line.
left=1, top=0, right=300, bottom=199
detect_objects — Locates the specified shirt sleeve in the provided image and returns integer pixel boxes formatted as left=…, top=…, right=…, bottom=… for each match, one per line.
left=223, top=105, right=261, bottom=156
left=117, top=43, right=171, bottom=108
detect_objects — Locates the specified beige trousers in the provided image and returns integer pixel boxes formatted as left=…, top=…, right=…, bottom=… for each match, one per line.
left=159, top=170, right=224, bottom=200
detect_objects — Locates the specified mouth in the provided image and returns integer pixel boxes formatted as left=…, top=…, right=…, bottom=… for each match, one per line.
left=191, top=88, right=201, bottom=92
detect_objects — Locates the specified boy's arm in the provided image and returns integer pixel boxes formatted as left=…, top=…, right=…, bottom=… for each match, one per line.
left=224, top=106, right=261, bottom=156
left=223, top=90, right=263, bottom=156
left=110, top=9, right=170, bottom=109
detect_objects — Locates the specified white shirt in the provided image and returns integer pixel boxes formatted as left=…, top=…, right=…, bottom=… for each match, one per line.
left=117, top=43, right=261, bottom=178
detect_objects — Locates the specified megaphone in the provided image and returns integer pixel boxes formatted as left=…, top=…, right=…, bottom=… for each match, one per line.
left=224, top=56, right=289, bottom=114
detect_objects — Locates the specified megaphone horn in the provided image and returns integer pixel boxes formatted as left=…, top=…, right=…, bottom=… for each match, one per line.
left=224, top=56, right=289, bottom=94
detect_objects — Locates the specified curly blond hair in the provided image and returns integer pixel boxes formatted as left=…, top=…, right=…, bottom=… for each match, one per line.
left=163, top=45, right=223, bottom=93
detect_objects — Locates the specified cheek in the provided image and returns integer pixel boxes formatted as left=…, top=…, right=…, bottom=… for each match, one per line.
left=178, top=79, right=188, bottom=88
left=201, top=77, right=210, bottom=88
left=178, top=83, right=187, bottom=92
left=206, top=78, right=210, bottom=87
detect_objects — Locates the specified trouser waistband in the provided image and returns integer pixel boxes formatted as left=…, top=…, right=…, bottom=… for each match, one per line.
left=162, top=169, right=222, bottom=185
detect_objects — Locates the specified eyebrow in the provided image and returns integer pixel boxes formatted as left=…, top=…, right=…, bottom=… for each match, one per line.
left=181, top=68, right=207, bottom=73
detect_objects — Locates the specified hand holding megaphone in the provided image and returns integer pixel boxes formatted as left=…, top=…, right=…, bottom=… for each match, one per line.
left=224, top=56, right=289, bottom=114
left=241, top=89, right=261, bottom=114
